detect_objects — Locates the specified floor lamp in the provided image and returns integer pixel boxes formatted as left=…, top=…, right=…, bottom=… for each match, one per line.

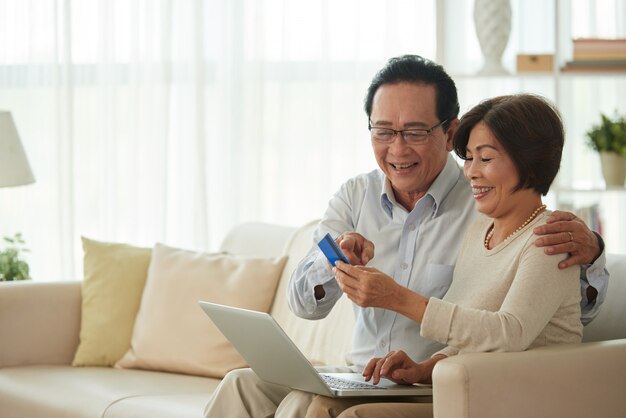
left=0, top=111, right=35, bottom=280
left=0, top=111, right=35, bottom=188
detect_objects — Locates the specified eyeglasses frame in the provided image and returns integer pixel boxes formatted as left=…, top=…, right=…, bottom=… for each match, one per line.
left=368, top=119, right=448, bottom=144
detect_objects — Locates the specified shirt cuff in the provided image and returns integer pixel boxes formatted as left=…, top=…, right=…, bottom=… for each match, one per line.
left=421, top=297, right=455, bottom=345
left=306, top=251, right=338, bottom=301
left=584, top=249, right=607, bottom=290
left=593, top=231, right=605, bottom=259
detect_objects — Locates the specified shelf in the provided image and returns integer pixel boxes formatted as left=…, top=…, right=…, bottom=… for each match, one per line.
left=451, top=72, right=555, bottom=80
left=558, top=70, right=626, bottom=77
left=452, top=72, right=626, bottom=84
left=556, top=187, right=626, bottom=193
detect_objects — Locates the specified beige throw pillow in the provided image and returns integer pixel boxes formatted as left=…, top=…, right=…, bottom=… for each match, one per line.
left=72, top=237, right=152, bottom=367
left=115, top=243, right=287, bottom=378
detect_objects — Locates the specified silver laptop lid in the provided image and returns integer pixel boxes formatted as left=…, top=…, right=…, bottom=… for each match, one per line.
left=198, top=301, right=332, bottom=396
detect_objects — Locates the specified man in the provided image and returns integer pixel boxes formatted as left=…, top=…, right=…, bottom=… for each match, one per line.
left=204, top=55, right=608, bottom=418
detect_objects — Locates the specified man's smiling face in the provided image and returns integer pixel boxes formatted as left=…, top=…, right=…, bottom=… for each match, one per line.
left=370, top=82, right=452, bottom=208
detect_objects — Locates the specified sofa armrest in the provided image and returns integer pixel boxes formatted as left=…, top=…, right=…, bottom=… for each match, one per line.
left=432, top=340, right=626, bottom=418
left=0, top=281, right=82, bottom=367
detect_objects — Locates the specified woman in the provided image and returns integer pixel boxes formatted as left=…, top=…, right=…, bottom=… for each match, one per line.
left=308, top=94, right=583, bottom=418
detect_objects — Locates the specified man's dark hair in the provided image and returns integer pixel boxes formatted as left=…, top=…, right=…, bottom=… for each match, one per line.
left=364, top=55, right=460, bottom=131
left=452, top=94, right=564, bottom=196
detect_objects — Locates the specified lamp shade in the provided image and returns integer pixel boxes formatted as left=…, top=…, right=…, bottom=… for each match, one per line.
left=0, top=111, right=35, bottom=187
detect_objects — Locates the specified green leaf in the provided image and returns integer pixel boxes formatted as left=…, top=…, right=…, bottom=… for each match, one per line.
left=0, top=233, right=31, bottom=281
left=586, top=110, right=626, bottom=156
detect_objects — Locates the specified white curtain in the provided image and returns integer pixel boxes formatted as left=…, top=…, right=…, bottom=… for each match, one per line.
left=0, top=0, right=437, bottom=280
left=1, top=0, right=625, bottom=280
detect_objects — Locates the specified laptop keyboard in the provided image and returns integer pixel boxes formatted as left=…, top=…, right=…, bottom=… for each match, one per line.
left=321, top=374, right=385, bottom=390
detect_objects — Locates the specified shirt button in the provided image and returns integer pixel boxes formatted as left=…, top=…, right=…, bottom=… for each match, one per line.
left=408, top=224, right=416, bottom=231
left=380, top=341, right=387, bottom=349
left=400, top=262, right=408, bottom=270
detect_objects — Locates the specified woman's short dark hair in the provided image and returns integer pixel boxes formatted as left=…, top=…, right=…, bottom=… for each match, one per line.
left=452, top=94, right=564, bottom=196
left=364, top=55, right=459, bottom=131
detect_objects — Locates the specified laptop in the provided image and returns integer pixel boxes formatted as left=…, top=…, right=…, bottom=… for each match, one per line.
left=198, top=301, right=432, bottom=398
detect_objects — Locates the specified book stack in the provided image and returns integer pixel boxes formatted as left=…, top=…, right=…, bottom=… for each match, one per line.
left=562, top=38, right=626, bottom=72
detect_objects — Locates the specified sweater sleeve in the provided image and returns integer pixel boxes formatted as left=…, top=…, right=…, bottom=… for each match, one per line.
left=432, top=346, right=459, bottom=358
left=421, top=244, right=582, bottom=353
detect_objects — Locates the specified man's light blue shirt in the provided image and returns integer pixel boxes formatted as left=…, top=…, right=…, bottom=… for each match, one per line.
left=287, top=154, right=608, bottom=369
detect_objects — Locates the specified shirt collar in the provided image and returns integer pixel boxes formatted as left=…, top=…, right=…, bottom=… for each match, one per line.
left=380, top=178, right=396, bottom=217
left=428, top=154, right=464, bottom=217
left=379, top=154, right=464, bottom=219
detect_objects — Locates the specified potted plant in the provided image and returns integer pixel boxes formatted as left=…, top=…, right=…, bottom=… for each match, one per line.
left=0, top=233, right=31, bottom=281
left=586, top=111, right=626, bottom=187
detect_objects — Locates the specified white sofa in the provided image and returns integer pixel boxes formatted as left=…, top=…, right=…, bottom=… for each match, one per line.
left=0, top=220, right=625, bottom=418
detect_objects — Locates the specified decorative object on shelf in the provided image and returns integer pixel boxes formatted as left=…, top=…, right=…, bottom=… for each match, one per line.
left=0, top=233, right=30, bottom=281
left=586, top=112, right=626, bottom=187
left=473, top=0, right=512, bottom=75
left=517, top=54, right=553, bottom=73
left=0, top=111, right=35, bottom=187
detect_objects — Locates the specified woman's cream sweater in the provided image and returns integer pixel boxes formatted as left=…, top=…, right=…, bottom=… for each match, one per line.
left=421, top=211, right=583, bottom=358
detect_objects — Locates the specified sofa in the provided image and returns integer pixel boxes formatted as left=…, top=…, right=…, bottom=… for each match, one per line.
left=0, top=220, right=625, bottom=418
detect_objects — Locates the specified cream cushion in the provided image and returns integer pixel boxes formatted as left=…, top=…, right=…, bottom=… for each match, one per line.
left=115, top=243, right=287, bottom=378
left=72, top=238, right=151, bottom=367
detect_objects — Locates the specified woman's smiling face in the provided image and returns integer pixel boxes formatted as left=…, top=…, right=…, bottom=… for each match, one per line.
left=463, top=122, right=523, bottom=218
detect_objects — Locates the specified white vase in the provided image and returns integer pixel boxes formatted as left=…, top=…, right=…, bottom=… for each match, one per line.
left=473, top=0, right=512, bottom=75
left=600, top=152, right=626, bottom=187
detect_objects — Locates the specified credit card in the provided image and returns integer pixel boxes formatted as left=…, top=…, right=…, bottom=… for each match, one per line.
left=317, top=232, right=350, bottom=267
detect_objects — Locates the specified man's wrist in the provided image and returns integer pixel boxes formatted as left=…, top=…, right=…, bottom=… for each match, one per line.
left=592, top=231, right=605, bottom=264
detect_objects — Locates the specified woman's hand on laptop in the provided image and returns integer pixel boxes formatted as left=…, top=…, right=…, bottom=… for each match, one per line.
left=363, top=351, right=446, bottom=385
left=362, top=351, right=423, bottom=385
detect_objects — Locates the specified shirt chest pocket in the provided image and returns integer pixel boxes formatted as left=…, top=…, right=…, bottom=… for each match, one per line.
left=419, top=263, right=454, bottom=299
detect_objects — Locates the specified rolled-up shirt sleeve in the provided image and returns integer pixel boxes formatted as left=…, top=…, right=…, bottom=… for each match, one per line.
left=287, top=247, right=343, bottom=319
left=288, top=179, right=360, bottom=320
left=580, top=249, right=609, bottom=326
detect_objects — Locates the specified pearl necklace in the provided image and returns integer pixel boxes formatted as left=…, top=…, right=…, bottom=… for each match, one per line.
left=484, top=204, right=547, bottom=250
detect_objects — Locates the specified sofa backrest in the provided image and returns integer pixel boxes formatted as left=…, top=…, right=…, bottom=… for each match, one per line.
left=583, top=253, right=626, bottom=342
left=219, top=221, right=296, bottom=258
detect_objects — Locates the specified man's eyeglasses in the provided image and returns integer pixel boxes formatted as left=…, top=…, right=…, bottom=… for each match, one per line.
left=368, top=119, right=448, bottom=145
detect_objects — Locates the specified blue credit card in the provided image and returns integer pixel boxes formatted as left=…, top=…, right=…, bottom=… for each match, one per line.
left=317, top=233, right=350, bottom=267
